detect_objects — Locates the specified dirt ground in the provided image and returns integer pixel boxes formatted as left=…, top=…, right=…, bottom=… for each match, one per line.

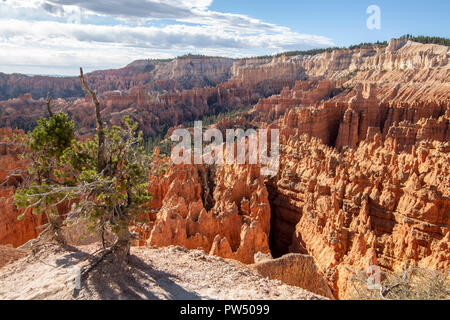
left=0, top=243, right=327, bottom=300
left=0, top=245, right=28, bottom=269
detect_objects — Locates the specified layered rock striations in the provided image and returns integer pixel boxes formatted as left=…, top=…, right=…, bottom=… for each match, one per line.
left=232, top=40, right=449, bottom=85
left=2, top=39, right=448, bottom=142
left=251, top=79, right=448, bottom=151
left=0, top=56, right=235, bottom=101
left=0, top=77, right=290, bottom=138
left=268, top=134, right=449, bottom=298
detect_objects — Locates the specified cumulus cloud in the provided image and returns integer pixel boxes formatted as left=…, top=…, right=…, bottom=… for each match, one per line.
left=0, top=0, right=334, bottom=75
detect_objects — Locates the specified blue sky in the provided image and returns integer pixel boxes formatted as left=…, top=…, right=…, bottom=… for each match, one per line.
left=0, top=0, right=448, bottom=75
left=211, top=0, right=450, bottom=47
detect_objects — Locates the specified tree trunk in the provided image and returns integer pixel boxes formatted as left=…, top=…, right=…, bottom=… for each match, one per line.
left=47, top=210, right=65, bottom=245
left=113, top=225, right=131, bottom=264
left=46, top=94, right=54, bottom=117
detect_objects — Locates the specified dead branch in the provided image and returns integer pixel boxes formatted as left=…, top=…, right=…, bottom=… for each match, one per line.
left=80, top=237, right=124, bottom=278
left=46, top=93, right=54, bottom=117
left=79, top=67, right=106, bottom=173
left=380, top=283, right=402, bottom=298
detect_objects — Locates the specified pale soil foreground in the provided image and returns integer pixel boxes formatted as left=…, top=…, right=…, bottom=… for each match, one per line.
left=0, top=244, right=327, bottom=300
left=0, top=245, right=28, bottom=269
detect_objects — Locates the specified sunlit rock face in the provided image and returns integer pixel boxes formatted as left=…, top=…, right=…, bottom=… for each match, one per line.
left=146, top=160, right=271, bottom=265
left=267, top=135, right=449, bottom=299
left=0, top=128, right=46, bottom=248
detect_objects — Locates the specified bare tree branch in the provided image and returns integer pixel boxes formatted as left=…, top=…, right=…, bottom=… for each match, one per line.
left=79, top=67, right=106, bottom=173
left=46, top=93, right=54, bottom=118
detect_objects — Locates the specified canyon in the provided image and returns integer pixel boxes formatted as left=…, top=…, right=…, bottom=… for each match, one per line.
left=0, top=39, right=449, bottom=299
left=0, top=56, right=235, bottom=101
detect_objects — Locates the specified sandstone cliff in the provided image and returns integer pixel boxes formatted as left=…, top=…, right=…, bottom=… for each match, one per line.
left=0, top=78, right=289, bottom=138
left=0, top=56, right=235, bottom=101
left=146, top=161, right=271, bottom=264
left=0, top=128, right=46, bottom=247
left=268, top=135, right=449, bottom=298
left=253, top=79, right=448, bottom=151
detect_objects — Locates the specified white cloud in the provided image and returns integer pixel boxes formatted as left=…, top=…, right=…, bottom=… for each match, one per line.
left=0, top=19, right=332, bottom=49
left=0, top=0, right=334, bottom=75
left=5, top=0, right=211, bottom=20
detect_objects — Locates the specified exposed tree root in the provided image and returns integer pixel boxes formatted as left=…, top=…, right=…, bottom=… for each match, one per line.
left=80, top=240, right=130, bottom=279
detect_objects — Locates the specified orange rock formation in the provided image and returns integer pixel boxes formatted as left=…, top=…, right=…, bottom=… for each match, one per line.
left=269, top=134, right=449, bottom=298
left=146, top=161, right=271, bottom=264
left=0, top=128, right=46, bottom=247
left=0, top=39, right=448, bottom=299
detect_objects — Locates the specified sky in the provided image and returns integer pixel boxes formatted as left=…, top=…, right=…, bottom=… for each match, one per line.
left=0, top=0, right=448, bottom=76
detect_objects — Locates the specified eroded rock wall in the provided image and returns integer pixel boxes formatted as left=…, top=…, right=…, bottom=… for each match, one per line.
left=146, top=161, right=271, bottom=264
left=0, top=128, right=46, bottom=247
left=268, top=134, right=449, bottom=299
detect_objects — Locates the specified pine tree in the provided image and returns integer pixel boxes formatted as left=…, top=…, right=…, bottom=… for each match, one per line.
left=14, top=69, right=152, bottom=263
left=14, top=96, right=74, bottom=242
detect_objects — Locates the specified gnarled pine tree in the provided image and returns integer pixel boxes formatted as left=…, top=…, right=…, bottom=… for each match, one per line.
left=14, top=68, right=152, bottom=263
